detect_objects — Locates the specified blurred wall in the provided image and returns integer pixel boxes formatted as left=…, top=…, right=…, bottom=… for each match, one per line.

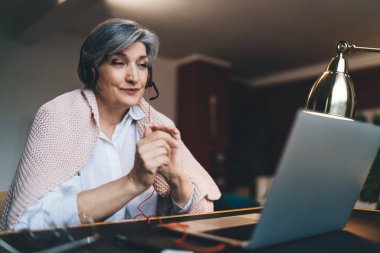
left=0, top=32, right=177, bottom=190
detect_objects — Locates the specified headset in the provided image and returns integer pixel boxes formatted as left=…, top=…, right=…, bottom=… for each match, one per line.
left=78, top=43, right=160, bottom=101
left=146, top=65, right=159, bottom=100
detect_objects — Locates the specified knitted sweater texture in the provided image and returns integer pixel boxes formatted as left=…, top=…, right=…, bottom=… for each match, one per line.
left=0, top=89, right=221, bottom=230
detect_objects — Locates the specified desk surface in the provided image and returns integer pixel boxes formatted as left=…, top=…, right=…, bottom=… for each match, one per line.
left=0, top=208, right=379, bottom=253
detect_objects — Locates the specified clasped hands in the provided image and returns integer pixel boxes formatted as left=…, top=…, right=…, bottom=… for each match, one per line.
left=128, top=125, right=192, bottom=206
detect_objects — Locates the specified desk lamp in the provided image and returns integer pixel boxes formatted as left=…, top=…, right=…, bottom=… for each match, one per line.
left=305, top=40, right=380, bottom=119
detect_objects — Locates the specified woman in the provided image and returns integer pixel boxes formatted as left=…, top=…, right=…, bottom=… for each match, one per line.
left=0, top=19, right=220, bottom=230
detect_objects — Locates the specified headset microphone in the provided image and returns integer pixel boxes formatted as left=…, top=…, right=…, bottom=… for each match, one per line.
left=147, top=65, right=159, bottom=100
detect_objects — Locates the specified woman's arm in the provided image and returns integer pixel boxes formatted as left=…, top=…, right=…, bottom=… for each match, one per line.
left=15, top=174, right=82, bottom=230
left=77, top=175, right=145, bottom=223
left=77, top=126, right=178, bottom=222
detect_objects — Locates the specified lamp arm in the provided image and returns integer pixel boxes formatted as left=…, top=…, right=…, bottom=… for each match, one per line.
left=336, top=40, right=380, bottom=54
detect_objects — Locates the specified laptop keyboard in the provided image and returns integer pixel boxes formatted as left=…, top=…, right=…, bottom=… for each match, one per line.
left=205, top=224, right=256, bottom=241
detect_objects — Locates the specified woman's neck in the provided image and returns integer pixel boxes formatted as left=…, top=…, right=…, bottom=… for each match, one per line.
left=96, top=95, right=129, bottom=139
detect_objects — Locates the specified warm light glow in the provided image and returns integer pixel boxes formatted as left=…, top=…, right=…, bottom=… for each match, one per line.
left=106, top=0, right=164, bottom=9
left=57, top=0, right=66, bottom=5
left=105, top=0, right=184, bottom=15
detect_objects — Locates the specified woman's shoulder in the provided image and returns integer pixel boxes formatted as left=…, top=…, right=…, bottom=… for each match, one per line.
left=37, top=89, right=89, bottom=116
left=29, top=88, right=97, bottom=147
left=40, top=89, right=84, bottom=108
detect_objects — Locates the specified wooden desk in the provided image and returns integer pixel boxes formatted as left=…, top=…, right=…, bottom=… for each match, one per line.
left=0, top=208, right=379, bottom=253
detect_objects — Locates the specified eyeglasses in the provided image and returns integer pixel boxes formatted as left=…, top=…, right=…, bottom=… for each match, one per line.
left=0, top=211, right=99, bottom=253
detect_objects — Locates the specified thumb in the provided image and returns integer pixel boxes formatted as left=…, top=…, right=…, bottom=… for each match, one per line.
left=144, top=125, right=153, bottom=137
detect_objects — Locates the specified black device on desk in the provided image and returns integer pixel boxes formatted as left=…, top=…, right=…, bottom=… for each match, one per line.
left=162, top=110, right=380, bottom=249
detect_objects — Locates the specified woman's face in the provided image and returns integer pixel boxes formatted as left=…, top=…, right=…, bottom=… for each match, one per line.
left=96, top=42, right=149, bottom=111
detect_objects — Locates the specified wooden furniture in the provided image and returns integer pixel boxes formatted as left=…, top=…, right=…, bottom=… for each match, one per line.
left=177, top=60, right=230, bottom=188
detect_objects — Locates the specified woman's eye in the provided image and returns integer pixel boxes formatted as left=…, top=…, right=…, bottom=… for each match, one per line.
left=110, top=60, right=125, bottom=66
left=138, top=63, right=148, bottom=69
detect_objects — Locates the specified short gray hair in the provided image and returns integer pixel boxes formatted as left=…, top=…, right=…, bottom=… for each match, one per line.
left=77, top=18, right=159, bottom=90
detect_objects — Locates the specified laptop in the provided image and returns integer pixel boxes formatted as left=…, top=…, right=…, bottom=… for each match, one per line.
left=161, top=110, right=380, bottom=249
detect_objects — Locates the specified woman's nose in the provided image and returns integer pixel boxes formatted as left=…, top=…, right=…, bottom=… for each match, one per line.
left=125, top=66, right=139, bottom=84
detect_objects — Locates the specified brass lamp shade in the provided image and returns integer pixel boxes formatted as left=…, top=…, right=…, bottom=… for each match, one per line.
left=305, top=53, right=356, bottom=119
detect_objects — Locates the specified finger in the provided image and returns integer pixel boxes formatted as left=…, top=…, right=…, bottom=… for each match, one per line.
left=141, top=130, right=178, bottom=148
left=153, top=130, right=178, bottom=147
left=153, top=147, right=170, bottom=158
left=144, top=125, right=153, bottom=137
left=142, top=154, right=170, bottom=170
left=141, top=147, right=170, bottom=161
left=139, top=128, right=172, bottom=147
left=151, top=125, right=181, bottom=141
left=138, top=139, right=171, bottom=155
left=138, top=140, right=171, bottom=162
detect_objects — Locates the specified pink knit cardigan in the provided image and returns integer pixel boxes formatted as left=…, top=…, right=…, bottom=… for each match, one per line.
left=0, top=89, right=221, bottom=230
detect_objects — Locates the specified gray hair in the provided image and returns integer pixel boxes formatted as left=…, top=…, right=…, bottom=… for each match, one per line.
left=77, top=18, right=159, bottom=90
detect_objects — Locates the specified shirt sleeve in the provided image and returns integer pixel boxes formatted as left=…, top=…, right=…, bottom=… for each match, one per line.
left=14, top=173, right=81, bottom=230
left=170, top=184, right=195, bottom=214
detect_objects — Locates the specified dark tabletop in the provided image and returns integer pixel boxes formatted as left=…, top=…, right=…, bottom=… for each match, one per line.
left=0, top=208, right=379, bottom=253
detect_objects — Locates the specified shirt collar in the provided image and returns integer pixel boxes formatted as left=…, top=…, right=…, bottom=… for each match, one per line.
left=129, top=105, right=145, bottom=121
left=99, top=106, right=145, bottom=142
left=114, top=105, right=145, bottom=133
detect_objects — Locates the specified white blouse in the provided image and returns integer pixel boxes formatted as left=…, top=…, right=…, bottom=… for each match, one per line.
left=15, top=106, right=193, bottom=230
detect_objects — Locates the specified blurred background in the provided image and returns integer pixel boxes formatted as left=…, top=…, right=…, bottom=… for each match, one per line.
left=1, top=0, right=380, bottom=209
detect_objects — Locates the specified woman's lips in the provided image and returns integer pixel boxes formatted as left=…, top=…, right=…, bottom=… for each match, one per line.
left=121, top=88, right=140, bottom=95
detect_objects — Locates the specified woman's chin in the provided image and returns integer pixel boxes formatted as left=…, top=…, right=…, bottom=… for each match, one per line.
left=120, top=96, right=142, bottom=108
